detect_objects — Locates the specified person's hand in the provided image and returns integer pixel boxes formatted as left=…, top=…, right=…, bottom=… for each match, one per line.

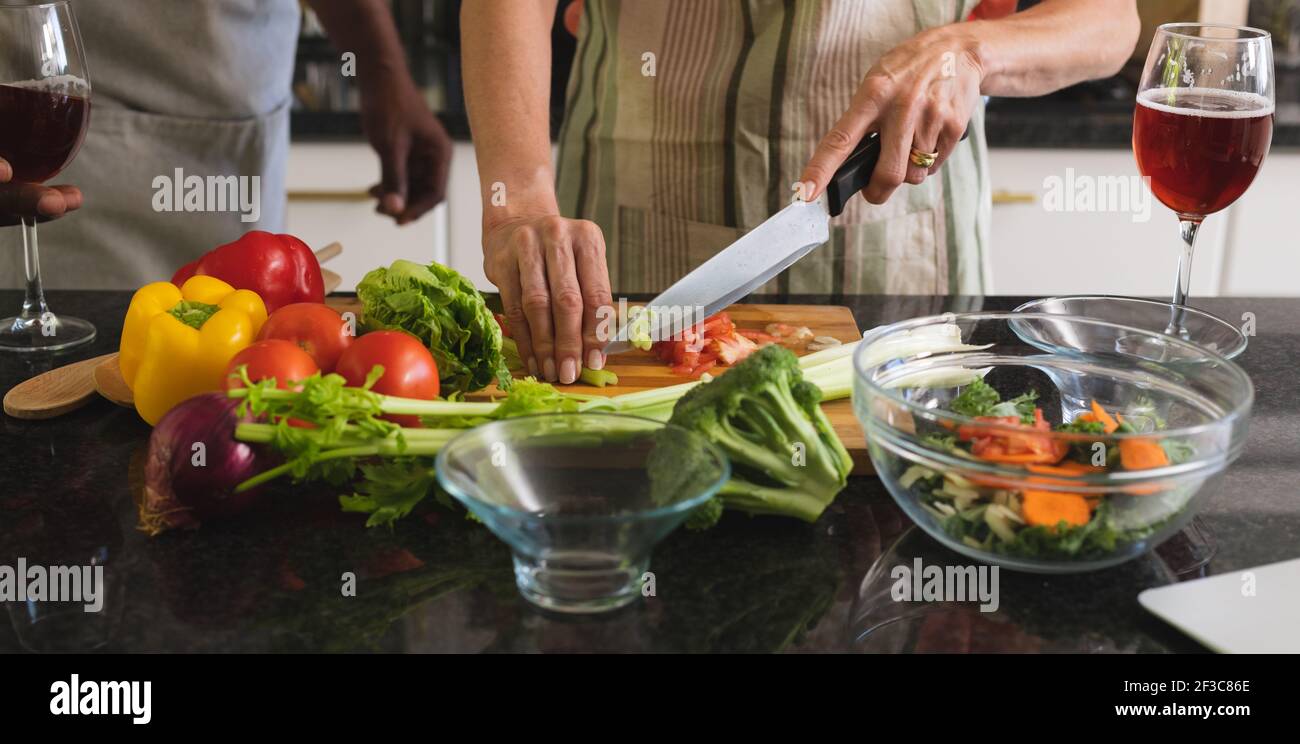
left=483, top=215, right=613, bottom=384
left=360, top=75, right=453, bottom=225
left=799, top=25, right=983, bottom=205
left=0, top=157, right=82, bottom=227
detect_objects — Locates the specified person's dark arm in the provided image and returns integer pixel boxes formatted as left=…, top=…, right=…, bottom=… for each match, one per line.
left=305, top=0, right=451, bottom=224
left=0, top=157, right=81, bottom=227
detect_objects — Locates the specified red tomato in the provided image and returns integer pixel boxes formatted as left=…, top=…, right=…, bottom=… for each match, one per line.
left=257, top=303, right=353, bottom=372
left=335, top=331, right=440, bottom=427
left=224, top=339, right=320, bottom=391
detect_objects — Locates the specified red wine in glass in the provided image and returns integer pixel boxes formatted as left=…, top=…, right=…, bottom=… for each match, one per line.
left=0, top=83, right=91, bottom=184
left=0, top=0, right=96, bottom=352
left=1132, top=24, right=1274, bottom=344
left=1134, top=87, right=1273, bottom=219
left=1130, top=24, right=1274, bottom=577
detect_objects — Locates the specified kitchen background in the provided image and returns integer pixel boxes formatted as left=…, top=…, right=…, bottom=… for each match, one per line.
left=285, top=0, right=1300, bottom=297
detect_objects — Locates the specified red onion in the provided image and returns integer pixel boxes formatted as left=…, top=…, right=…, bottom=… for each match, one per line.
left=140, top=393, right=268, bottom=535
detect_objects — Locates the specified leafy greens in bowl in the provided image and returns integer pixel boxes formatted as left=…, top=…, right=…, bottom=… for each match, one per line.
left=853, top=312, right=1253, bottom=573
left=357, top=260, right=511, bottom=394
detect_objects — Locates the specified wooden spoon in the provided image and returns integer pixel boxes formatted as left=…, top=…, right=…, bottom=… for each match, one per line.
left=94, top=353, right=134, bottom=407
left=3, top=353, right=115, bottom=419
left=321, top=268, right=343, bottom=294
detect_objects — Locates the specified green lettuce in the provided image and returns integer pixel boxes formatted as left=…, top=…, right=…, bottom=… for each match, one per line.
left=357, top=260, right=510, bottom=394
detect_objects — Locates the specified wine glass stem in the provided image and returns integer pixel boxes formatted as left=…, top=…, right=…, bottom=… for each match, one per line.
left=1165, top=218, right=1201, bottom=339
left=19, top=217, right=50, bottom=323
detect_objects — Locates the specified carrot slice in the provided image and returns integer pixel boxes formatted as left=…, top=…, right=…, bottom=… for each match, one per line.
left=1090, top=400, right=1119, bottom=434
left=1119, top=438, right=1169, bottom=470
left=1025, top=462, right=1105, bottom=488
left=1021, top=490, right=1091, bottom=529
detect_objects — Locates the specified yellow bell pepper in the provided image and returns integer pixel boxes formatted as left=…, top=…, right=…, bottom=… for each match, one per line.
left=120, top=275, right=267, bottom=425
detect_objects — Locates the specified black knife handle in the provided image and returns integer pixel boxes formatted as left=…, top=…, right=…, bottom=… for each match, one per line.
left=824, top=128, right=971, bottom=218
left=825, top=131, right=882, bottom=218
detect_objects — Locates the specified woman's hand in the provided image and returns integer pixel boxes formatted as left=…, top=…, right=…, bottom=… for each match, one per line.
left=800, top=25, right=984, bottom=205
left=0, top=157, right=82, bottom=227
left=483, top=214, right=614, bottom=384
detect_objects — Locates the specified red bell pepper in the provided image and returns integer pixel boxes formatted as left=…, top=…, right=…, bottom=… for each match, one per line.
left=171, top=231, right=325, bottom=314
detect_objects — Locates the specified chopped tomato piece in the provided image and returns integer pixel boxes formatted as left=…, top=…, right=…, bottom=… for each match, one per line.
left=702, top=313, right=734, bottom=336
left=493, top=313, right=512, bottom=338
left=737, top=329, right=779, bottom=345
left=712, top=333, right=758, bottom=365
left=959, top=409, right=1068, bottom=465
left=655, top=311, right=773, bottom=376
left=690, top=359, right=717, bottom=377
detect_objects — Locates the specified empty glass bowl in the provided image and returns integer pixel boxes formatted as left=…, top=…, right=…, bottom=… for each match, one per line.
left=1013, top=295, right=1247, bottom=360
left=435, top=413, right=729, bottom=613
left=853, top=312, right=1253, bottom=573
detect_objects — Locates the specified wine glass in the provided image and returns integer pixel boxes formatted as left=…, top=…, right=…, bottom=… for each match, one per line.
left=1134, top=23, right=1273, bottom=339
left=0, top=0, right=93, bottom=352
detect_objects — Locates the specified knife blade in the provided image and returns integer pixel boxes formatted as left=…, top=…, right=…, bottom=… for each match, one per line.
left=602, top=130, right=885, bottom=355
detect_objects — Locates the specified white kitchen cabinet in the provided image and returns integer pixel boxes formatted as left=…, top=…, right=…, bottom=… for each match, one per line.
left=986, top=148, right=1229, bottom=298
left=1215, top=151, right=1300, bottom=297
left=284, top=143, right=448, bottom=292
left=987, top=148, right=1300, bottom=298
left=444, top=141, right=491, bottom=290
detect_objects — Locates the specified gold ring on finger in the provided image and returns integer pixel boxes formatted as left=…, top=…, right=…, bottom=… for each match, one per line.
left=909, top=147, right=938, bottom=168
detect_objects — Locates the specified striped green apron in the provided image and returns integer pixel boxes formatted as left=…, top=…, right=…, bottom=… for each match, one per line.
left=556, top=0, right=991, bottom=296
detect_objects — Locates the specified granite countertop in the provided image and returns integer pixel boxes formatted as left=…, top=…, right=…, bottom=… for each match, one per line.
left=1, top=291, right=1296, bottom=653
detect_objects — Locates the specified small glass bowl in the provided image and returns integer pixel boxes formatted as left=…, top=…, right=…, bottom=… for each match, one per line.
left=853, top=312, right=1253, bottom=573
left=1013, top=295, right=1247, bottom=360
left=435, top=413, right=729, bottom=613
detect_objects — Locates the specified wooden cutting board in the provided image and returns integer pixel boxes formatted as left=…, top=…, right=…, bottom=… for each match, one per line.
left=327, top=298, right=872, bottom=474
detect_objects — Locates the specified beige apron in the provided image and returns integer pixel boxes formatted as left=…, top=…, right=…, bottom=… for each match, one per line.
left=556, top=0, right=992, bottom=296
left=2, top=0, right=299, bottom=290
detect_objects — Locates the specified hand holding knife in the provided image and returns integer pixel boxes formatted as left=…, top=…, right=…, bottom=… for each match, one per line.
left=603, top=129, right=968, bottom=355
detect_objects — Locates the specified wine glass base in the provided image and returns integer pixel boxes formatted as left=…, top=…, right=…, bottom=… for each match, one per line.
left=1155, top=516, right=1218, bottom=577
left=0, top=314, right=96, bottom=353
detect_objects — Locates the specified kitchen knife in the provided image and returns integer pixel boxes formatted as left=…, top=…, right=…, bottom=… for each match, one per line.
left=602, top=130, right=885, bottom=354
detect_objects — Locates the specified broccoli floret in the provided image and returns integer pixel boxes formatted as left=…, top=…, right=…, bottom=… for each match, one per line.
left=664, top=344, right=853, bottom=524
left=684, top=496, right=724, bottom=530
left=647, top=426, right=728, bottom=529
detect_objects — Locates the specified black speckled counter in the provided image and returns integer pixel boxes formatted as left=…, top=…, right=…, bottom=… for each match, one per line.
left=1, top=291, right=1295, bottom=653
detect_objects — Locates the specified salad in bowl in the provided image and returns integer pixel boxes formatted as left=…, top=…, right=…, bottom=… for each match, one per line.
left=853, top=312, right=1252, bottom=573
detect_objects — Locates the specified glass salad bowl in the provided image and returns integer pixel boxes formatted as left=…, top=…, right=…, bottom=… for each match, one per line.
left=1012, top=295, right=1247, bottom=360
left=853, top=312, right=1253, bottom=574
left=435, top=413, right=729, bottom=613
